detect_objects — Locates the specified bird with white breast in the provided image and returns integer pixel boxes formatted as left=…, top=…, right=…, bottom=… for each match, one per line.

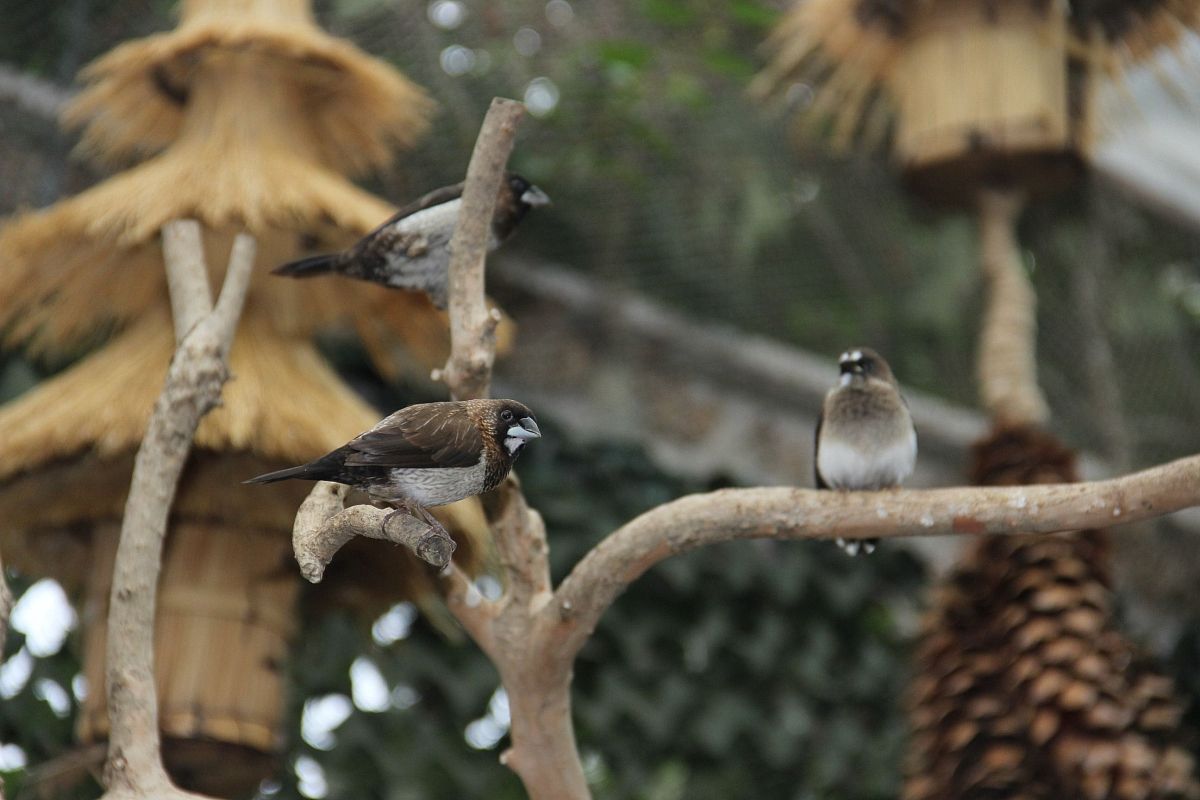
left=814, top=347, right=917, bottom=555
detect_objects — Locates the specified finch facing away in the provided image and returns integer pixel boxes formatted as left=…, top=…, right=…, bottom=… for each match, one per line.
left=814, top=347, right=917, bottom=556
left=271, top=174, right=550, bottom=308
left=245, top=399, right=541, bottom=528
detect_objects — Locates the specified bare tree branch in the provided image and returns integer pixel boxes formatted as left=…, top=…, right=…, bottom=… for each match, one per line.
left=547, top=454, right=1200, bottom=663
left=438, top=97, right=525, bottom=401
left=977, top=188, right=1050, bottom=427
left=0, top=548, right=11, bottom=682
left=161, top=222, right=214, bottom=345
left=101, top=224, right=255, bottom=800
left=288, top=98, right=528, bottom=608
left=291, top=481, right=455, bottom=583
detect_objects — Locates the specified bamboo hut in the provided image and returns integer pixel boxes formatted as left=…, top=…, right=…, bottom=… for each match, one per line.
left=0, top=0, right=492, bottom=792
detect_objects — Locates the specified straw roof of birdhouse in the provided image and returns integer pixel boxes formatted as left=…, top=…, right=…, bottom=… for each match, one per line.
left=0, top=137, right=474, bottom=360
left=0, top=309, right=383, bottom=483
left=752, top=0, right=1200, bottom=150
left=64, top=0, right=432, bottom=175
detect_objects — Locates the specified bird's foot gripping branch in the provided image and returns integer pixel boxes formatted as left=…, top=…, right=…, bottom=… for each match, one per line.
left=290, top=481, right=457, bottom=582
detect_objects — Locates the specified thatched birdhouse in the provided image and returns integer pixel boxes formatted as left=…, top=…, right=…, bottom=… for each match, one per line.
left=754, top=0, right=1200, bottom=206
left=0, top=0, right=494, bottom=792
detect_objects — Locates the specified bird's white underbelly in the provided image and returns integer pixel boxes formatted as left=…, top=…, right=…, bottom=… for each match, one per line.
left=384, top=461, right=487, bottom=506
left=818, top=432, right=916, bottom=490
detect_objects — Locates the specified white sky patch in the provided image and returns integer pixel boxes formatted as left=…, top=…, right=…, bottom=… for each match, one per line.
left=72, top=673, right=88, bottom=701
left=372, top=602, right=417, bottom=646
left=427, top=0, right=466, bottom=30
left=301, top=694, right=352, bottom=751
left=440, top=44, right=476, bottom=76
left=514, top=27, right=542, bottom=57
left=464, top=687, right=511, bottom=750
left=0, top=648, right=33, bottom=698
left=0, top=743, right=26, bottom=770
left=350, top=658, right=389, bottom=713
left=524, top=77, right=560, bottom=117
left=34, top=679, right=71, bottom=717
left=11, top=579, right=76, bottom=657
left=545, top=0, right=574, bottom=27
left=295, top=755, right=328, bottom=800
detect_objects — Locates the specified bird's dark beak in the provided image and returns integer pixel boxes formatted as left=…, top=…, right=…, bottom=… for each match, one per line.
left=521, top=186, right=551, bottom=207
left=508, top=417, right=542, bottom=440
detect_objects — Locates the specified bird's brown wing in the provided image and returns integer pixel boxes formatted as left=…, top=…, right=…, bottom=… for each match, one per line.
left=343, top=403, right=483, bottom=469
left=364, top=182, right=466, bottom=237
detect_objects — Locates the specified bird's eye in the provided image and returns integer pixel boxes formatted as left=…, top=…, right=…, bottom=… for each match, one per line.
left=501, top=409, right=514, bottom=421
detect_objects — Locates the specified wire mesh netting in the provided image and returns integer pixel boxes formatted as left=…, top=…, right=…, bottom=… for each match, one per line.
left=1, top=2, right=1199, bottom=799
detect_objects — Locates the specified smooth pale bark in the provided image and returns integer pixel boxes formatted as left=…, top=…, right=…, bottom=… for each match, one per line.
left=439, top=97, right=525, bottom=402
left=291, top=481, right=455, bottom=583
left=102, top=224, right=254, bottom=800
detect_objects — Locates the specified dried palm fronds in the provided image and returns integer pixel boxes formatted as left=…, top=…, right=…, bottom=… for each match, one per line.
left=0, top=310, right=381, bottom=478
left=0, top=150, right=471, bottom=370
left=904, top=426, right=1200, bottom=800
left=64, top=0, right=432, bottom=174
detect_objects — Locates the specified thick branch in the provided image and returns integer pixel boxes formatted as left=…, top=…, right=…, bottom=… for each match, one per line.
left=442, top=564, right=497, bottom=656
left=102, top=225, right=255, bottom=799
left=488, top=481, right=553, bottom=611
left=547, top=454, right=1200, bottom=662
left=292, top=481, right=455, bottom=583
left=977, top=188, right=1049, bottom=427
left=439, top=97, right=525, bottom=401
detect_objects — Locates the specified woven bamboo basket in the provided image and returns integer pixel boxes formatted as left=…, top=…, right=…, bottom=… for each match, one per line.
left=77, top=519, right=297, bottom=796
left=891, top=1, right=1083, bottom=205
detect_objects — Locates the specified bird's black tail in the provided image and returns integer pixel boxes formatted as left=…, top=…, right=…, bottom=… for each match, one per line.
left=244, top=464, right=317, bottom=485
left=271, top=254, right=339, bottom=279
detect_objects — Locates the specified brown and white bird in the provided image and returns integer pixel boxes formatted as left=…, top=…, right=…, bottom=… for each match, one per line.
left=245, top=399, right=541, bottom=528
left=271, top=174, right=550, bottom=308
left=814, top=347, right=917, bottom=556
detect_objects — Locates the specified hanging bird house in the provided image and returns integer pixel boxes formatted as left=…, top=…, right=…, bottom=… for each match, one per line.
left=890, top=0, right=1079, bottom=204
left=754, top=0, right=1200, bottom=207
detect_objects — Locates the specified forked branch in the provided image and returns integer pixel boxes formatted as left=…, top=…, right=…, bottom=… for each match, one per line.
left=102, top=222, right=254, bottom=800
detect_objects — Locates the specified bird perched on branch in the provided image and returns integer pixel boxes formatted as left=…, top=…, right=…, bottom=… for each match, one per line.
left=246, top=399, right=541, bottom=530
left=271, top=174, right=550, bottom=308
left=814, top=347, right=917, bottom=555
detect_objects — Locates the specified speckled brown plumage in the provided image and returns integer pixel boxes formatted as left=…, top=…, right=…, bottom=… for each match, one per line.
left=245, top=399, right=540, bottom=507
left=904, top=426, right=1200, bottom=800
